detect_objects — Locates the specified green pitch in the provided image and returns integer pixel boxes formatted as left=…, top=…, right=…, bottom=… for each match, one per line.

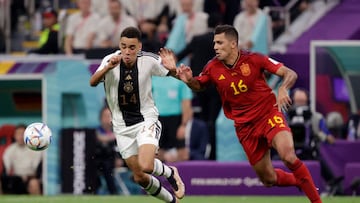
left=0, top=195, right=359, bottom=203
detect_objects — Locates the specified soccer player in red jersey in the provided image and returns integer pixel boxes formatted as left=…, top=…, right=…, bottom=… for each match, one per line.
left=160, top=24, right=322, bottom=203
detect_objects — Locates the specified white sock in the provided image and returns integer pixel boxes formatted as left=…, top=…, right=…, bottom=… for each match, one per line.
left=144, top=175, right=174, bottom=202
left=152, top=158, right=172, bottom=178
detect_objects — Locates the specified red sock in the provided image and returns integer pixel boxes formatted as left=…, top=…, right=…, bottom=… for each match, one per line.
left=274, top=168, right=297, bottom=186
left=288, top=159, right=322, bottom=203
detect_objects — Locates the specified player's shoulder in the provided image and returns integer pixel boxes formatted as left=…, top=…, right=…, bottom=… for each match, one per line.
left=241, top=49, right=262, bottom=57
left=206, top=56, right=222, bottom=68
left=241, top=50, right=266, bottom=61
left=138, top=51, right=160, bottom=61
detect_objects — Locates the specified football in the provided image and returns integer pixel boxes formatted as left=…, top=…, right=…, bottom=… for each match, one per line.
left=24, top=122, right=52, bottom=151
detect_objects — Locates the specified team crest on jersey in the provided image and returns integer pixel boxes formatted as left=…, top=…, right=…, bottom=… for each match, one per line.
left=125, top=75, right=132, bottom=80
left=240, top=63, right=251, bottom=76
left=218, top=74, right=225, bottom=80
left=123, top=81, right=134, bottom=93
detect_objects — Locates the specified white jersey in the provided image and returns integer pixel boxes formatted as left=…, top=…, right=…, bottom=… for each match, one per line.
left=95, top=50, right=169, bottom=128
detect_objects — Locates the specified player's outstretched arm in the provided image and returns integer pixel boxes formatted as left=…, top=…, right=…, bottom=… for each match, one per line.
left=159, top=48, right=203, bottom=91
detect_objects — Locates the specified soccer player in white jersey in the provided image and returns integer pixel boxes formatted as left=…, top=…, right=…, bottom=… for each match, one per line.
left=90, top=27, right=184, bottom=203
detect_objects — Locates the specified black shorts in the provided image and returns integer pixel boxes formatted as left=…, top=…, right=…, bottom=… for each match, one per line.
left=1, top=175, right=28, bottom=194
left=158, top=115, right=186, bottom=149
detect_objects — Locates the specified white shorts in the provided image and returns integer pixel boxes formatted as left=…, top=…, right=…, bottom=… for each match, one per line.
left=114, top=119, right=162, bottom=159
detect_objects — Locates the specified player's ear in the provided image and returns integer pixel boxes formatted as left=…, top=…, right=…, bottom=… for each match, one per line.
left=231, top=40, right=237, bottom=49
left=138, top=41, right=142, bottom=52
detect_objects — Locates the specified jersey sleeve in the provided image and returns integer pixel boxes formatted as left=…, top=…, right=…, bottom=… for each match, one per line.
left=65, top=14, right=76, bottom=35
left=260, top=54, right=283, bottom=74
left=194, top=63, right=212, bottom=88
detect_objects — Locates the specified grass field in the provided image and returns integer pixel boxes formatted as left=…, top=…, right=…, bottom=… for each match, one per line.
left=0, top=195, right=359, bottom=203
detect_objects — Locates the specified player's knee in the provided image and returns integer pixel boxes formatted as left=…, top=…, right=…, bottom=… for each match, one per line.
left=277, top=145, right=297, bottom=164
left=27, top=178, right=41, bottom=194
left=279, top=151, right=297, bottom=166
left=139, top=161, right=154, bottom=174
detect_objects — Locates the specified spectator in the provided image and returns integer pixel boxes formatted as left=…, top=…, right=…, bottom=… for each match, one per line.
left=165, top=0, right=208, bottom=64
left=326, top=111, right=346, bottom=139
left=29, top=7, right=60, bottom=54
left=167, top=0, right=204, bottom=17
left=91, top=0, right=109, bottom=17
left=289, top=88, right=341, bottom=196
left=176, top=13, right=223, bottom=160
left=120, top=0, right=168, bottom=24
left=1, top=124, right=42, bottom=195
left=185, top=118, right=210, bottom=160
left=95, top=0, right=137, bottom=48
left=290, top=88, right=336, bottom=149
left=64, top=0, right=100, bottom=55
left=94, top=106, right=122, bottom=195
left=346, top=113, right=360, bottom=141
left=233, top=0, right=273, bottom=55
left=204, top=0, right=240, bottom=25
left=139, top=19, right=163, bottom=53
left=152, top=76, right=193, bottom=162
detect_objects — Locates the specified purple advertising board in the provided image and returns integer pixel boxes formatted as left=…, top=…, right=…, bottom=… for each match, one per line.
left=169, top=161, right=322, bottom=195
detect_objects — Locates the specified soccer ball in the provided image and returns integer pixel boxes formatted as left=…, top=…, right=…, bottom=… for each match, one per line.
left=24, top=122, right=52, bottom=151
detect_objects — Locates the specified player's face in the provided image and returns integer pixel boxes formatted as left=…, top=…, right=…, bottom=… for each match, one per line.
left=109, top=0, right=121, bottom=17
left=119, top=37, right=142, bottom=67
left=213, top=33, right=236, bottom=61
left=14, top=127, right=25, bottom=145
left=293, top=91, right=308, bottom=106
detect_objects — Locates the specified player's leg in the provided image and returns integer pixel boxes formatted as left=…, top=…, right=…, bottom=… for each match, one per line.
left=252, top=149, right=298, bottom=187
left=125, top=155, right=178, bottom=203
left=27, top=177, right=41, bottom=195
left=252, top=150, right=277, bottom=186
left=273, top=130, right=322, bottom=203
left=137, top=120, right=185, bottom=199
left=236, top=119, right=297, bottom=187
left=115, top=124, right=178, bottom=203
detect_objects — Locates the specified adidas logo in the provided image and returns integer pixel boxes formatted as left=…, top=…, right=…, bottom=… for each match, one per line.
left=218, top=74, right=225, bottom=80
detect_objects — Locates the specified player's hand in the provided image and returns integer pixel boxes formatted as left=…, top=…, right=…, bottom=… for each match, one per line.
left=275, top=87, right=292, bottom=112
left=159, top=48, right=177, bottom=72
left=178, top=64, right=193, bottom=83
left=107, top=54, right=121, bottom=69
left=326, top=134, right=336, bottom=144
left=177, top=124, right=186, bottom=140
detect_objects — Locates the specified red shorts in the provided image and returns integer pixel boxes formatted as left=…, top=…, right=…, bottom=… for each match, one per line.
left=235, top=109, right=291, bottom=165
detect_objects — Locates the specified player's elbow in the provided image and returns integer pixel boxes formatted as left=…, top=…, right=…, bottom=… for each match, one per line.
left=89, top=79, right=98, bottom=87
left=292, top=70, right=298, bottom=81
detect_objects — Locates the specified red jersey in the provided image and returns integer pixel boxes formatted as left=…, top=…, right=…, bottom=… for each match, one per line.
left=195, top=50, right=283, bottom=125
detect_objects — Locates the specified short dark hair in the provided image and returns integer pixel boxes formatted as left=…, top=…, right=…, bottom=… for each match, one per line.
left=15, top=124, right=27, bottom=130
left=214, top=24, right=238, bottom=43
left=121, top=26, right=142, bottom=41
